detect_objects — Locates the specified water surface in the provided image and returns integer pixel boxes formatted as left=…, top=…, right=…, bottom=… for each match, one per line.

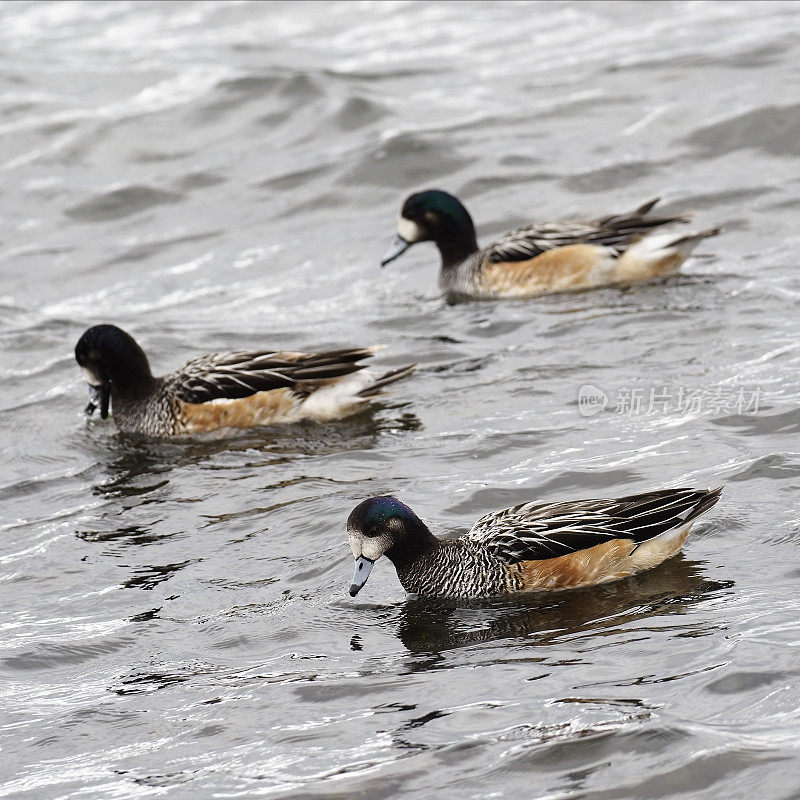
left=2, top=2, right=800, bottom=798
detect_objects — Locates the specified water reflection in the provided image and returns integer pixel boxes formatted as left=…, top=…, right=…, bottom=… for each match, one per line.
left=80, top=408, right=419, bottom=498
left=76, top=523, right=170, bottom=547
left=114, top=665, right=196, bottom=696
left=713, top=407, right=800, bottom=436
left=392, top=557, right=733, bottom=656
left=122, top=559, right=198, bottom=591
left=72, top=409, right=420, bottom=552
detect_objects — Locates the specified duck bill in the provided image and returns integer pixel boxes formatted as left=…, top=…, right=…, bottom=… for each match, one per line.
left=85, top=384, right=110, bottom=419
left=349, top=556, right=374, bottom=597
left=380, top=236, right=410, bottom=267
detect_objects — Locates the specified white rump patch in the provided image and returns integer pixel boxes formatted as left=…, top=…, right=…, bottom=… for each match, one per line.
left=626, top=523, right=692, bottom=572
left=298, top=371, right=374, bottom=421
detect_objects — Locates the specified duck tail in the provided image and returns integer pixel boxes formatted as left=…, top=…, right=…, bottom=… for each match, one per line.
left=614, top=223, right=721, bottom=281
left=295, top=359, right=414, bottom=421
left=597, top=197, right=691, bottom=231
left=357, top=363, right=417, bottom=398
left=630, top=486, right=723, bottom=543
left=629, top=197, right=661, bottom=217
left=665, top=226, right=723, bottom=250
left=683, top=485, right=724, bottom=524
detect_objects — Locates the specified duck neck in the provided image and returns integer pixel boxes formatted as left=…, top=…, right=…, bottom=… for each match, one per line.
left=384, top=522, right=441, bottom=572
left=435, top=224, right=479, bottom=271
left=109, top=352, right=157, bottom=404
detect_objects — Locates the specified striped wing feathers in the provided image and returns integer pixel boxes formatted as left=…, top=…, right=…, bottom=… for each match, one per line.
left=485, top=198, right=688, bottom=264
left=487, top=221, right=605, bottom=263
left=169, top=347, right=376, bottom=404
left=467, top=488, right=722, bottom=564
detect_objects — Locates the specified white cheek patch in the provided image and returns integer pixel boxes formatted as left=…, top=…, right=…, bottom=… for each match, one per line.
left=360, top=535, right=389, bottom=561
left=397, top=216, right=424, bottom=243
left=81, top=367, right=103, bottom=387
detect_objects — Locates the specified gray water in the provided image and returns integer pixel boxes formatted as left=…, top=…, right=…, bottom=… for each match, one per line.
left=2, top=1, right=800, bottom=797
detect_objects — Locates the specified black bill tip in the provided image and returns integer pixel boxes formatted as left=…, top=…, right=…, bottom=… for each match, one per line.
left=380, top=236, right=411, bottom=267
left=86, top=384, right=110, bottom=419
left=349, top=556, right=374, bottom=597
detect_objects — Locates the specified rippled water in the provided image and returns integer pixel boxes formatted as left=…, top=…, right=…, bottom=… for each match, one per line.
left=2, top=1, right=800, bottom=797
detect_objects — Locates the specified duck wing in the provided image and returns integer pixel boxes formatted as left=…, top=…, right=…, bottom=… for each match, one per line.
left=485, top=198, right=688, bottom=263
left=466, top=487, right=722, bottom=564
left=167, top=347, right=378, bottom=404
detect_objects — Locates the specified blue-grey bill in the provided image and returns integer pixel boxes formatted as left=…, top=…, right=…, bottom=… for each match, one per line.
left=380, top=236, right=410, bottom=267
left=349, top=556, right=374, bottom=597
left=85, top=384, right=110, bottom=419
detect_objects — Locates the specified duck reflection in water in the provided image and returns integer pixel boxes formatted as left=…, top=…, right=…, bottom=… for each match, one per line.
left=385, top=556, right=733, bottom=655
left=75, top=408, right=419, bottom=505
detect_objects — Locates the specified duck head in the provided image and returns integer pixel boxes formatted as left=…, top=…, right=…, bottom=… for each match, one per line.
left=74, top=324, right=153, bottom=419
left=381, top=189, right=479, bottom=269
left=346, top=496, right=437, bottom=597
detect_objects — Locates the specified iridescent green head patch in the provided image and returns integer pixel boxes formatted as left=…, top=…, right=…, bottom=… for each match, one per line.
left=401, top=189, right=473, bottom=235
left=348, top=496, right=417, bottom=537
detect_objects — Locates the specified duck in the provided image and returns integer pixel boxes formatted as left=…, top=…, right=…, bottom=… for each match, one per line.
left=347, top=487, right=722, bottom=599
left=381, top=189, right=721, bottom=300
left=75, top=324, right=415, bottom=438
